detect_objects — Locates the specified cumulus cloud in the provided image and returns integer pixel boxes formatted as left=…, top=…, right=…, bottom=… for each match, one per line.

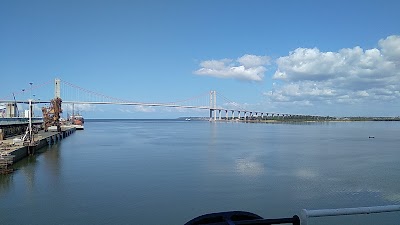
left=118, top=106, right=156, bottom=113
left=194, top=54, right=270, bottom=81
left=63, top=104, right=96, bottom=112
left=266, top=35, right=400, bottom=113
left=379, top=35, right=400, bottom=61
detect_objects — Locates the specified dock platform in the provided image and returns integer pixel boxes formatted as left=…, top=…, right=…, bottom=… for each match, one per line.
left=0, top=126, right=76, bottom=167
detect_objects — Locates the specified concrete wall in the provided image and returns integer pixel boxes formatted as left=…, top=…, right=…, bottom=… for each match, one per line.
left=10, top=128, right=76, bottom=163
left=11, top=146, right=29, bottom=162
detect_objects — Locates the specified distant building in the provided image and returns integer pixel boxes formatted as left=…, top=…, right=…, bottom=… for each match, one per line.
left=0, top=103, right=5, bottom=118
left=5, top=103, right=18, bottom=117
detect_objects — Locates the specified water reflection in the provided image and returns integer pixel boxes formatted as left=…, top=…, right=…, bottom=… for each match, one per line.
left=20, top=156, right=37, bottom=192
left=0, top=173, right=13, bottom=197
left=42, top=145, right=62, bottom=187
left=1, top=121, right=400, bottom=225
left=384, top=193, right=400, bottom=202
left=294, top=169, right=318, bottom=180
left=235, top=157, right=264, bottom=177
left=0, top=144, right=62, bottom=194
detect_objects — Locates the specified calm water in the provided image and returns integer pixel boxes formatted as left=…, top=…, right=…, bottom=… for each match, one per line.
left=1, top=120, right=400, bottom=225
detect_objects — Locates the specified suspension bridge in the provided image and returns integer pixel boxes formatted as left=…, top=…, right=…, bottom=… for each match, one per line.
left=0, top=78, right=300, bottom=121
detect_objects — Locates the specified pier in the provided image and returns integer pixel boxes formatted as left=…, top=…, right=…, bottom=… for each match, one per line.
left=0, top=125, right=76, bottom=174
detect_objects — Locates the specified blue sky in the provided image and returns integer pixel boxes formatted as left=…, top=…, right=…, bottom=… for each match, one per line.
left=1, top=0, right=400, bottom=118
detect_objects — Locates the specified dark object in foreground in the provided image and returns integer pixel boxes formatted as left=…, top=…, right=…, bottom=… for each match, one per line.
left=185, top=211, right=300, bottom=225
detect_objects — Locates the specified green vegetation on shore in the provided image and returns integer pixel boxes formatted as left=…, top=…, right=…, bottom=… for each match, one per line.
left=247, top=115, right=400, bottom=122
left=179, top=116, right=400, bottom=122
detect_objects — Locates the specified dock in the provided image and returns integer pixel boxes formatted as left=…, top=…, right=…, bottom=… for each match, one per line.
left=0, top=126, right=76, bottom=174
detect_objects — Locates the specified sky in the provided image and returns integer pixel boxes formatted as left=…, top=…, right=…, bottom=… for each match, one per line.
left=1, top=0, right=400, bottom=118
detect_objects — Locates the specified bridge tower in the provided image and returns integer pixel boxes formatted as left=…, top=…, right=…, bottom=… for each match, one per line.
left=55, top=78, right=61, bottom=99
left=209, top=90, right=216, bottom=121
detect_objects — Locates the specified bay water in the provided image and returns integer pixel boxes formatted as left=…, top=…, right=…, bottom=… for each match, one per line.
left=1, top=120, right=400, bottom=224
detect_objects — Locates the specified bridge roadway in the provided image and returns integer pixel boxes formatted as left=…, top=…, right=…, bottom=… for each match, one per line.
left=1, top=99, right=295, bottom=120
left=61, top=101, right=294, bottom=119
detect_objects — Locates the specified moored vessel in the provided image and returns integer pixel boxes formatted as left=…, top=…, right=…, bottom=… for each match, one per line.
left=70, top=115, right=84, bottom=130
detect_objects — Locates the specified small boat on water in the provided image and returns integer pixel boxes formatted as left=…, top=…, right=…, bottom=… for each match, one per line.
left=70, top=114, right=84, bottom=130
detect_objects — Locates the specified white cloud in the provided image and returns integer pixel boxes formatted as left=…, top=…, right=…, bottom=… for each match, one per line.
left=194, top=54, right=270, bottom=81
left=222, top=101, right=245, bottom=110
left=162, top=107, right=188, bottom=113
left=356, top=90, right=369, bottom=97
left=133, top=105, right=156, bottom=113
left=118, top=106, right=156, bottom=113
left=132, top=105, right=156, bottom=112
left=237, top=54, right=270, bottom=68
left=63, top=104, right=96, bottom=112
left=273, top=46, right=397, bottom=82
left=266, top=35, right=400, bottom=114
left=379, top=35, right=400, bottom=61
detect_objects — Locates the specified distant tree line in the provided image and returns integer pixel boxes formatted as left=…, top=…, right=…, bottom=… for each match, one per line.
left=238, top=115, right=400, bottom=122
left=342, top=117, right=400, bottom=121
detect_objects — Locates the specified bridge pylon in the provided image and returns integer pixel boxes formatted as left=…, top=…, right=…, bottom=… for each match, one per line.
left=55, top=78, right=61, bottom=99
left=209, top=91, right=217, bottom=121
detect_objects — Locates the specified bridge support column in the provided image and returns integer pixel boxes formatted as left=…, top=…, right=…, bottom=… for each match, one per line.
left=218, top=110, right=221, bottom=120
left=209, top=90, right=217, bottom=121
left=225, top=110, right=228, bottom=120
left=28, top=99, right=33, bottom=143
left=231, top=111, right=235, bottom=120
